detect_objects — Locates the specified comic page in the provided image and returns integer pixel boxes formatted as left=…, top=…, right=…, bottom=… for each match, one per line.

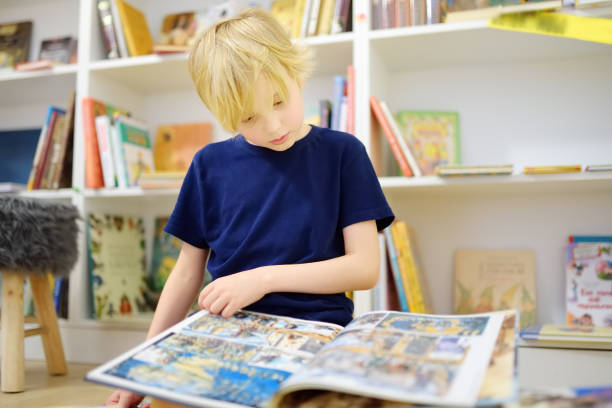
left=273, top=310, right=510, bottom=407
left=85, top=310, right=342, bottom=408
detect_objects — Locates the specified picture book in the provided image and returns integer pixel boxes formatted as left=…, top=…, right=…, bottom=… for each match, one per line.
left=87, top=213, right=152, bottom=321
left=520, top=323, right=612, bottom=350
left=566, top=242, right=612, bottom=327
left=0, top=21, right=32, bottom=69
left=150, top=216, right=181, bottom=293
left=153, top=122, right=212, bottom=172
left=454, top=249, right=536, bottom=329
left=38, top=35, right=78, bottom=64
left=85, top=309, right=517, bottom=408
left=507, top=386, right=612, bottom=408
left=0, top=128, right=40, bottom=185
left=395, top=110, right=461, bottom=175
left=115, top=115, right=155, bottom=187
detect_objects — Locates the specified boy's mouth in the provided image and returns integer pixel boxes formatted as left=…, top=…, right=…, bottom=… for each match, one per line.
left=270, top=133, right=289, bottom=145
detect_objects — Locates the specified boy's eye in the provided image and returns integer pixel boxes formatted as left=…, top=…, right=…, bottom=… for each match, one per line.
left=242, top=116, right=254, bottom=123
left=274, top=100, right=283, bottom=106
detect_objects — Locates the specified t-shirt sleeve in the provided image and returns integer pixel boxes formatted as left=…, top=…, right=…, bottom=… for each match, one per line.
left=340, top=140, right=394, bottom=231
left=164, top=154, right=209, bottom=248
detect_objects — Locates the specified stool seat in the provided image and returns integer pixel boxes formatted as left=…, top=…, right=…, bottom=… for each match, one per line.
left=0, top=197, right=79, bottom=393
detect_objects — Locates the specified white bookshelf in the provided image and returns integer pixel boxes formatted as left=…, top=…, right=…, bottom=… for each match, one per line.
left=2, top=1, right=612, bottom=375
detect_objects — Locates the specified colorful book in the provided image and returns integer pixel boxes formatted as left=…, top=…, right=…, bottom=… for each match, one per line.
left=153, top=122, right=212, bottom=172
left=585, top=164, right=612, bottom=172
left=395, top=110, right=461, bottom=176
left=114, top=115, right=155, bottom=187
left=51, top=91, right=76, bottom=189
left=383, top=226, right=410, bottom=312
left=96, top=0, right=121, bottom=59
left=523, top=165, right=582, bottom=174
left=380, top=100, right=421, bottom=177
left=569, top=235, right=612, bottom=244
left=150, top=216, right=182, bottom=293
left=85, top=309, right=517, bottom=408
left=0, top=21, right=32, bottom=69
left=114, top=0, right=154, bottom=56
left=520, top=323, right=612, bottom=350
left=370, top=96, right=414, bottom=177
left=566, top=242, right=612, bottom=327
left=454, top=249, right=536, bottom=329
left=87, top=213, right=151, bottom=321
left=0, top=128, right=40, bottom=186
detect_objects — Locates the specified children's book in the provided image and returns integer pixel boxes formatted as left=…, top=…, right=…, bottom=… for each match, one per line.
left=454, top=249, right=536, bottom=329
left=85, top=309, right=517, bottom=408
left=566, top=241, right=612, bottom=327
left=0, top=21, right=32, bottom=69
left=507, top=386, right=612, bottom=408
left=436, top=164, right=514, bottom=177
left=395, top=110, right=461, bottom=176
left=520, top=323, right=612, bottom=350
left=87, top=213, right=152, bottom=320
left=153, top=122, right=212, bottom=172
left=114, top=115, right=155, bottom=187
left=523, top=165, right=581, bottom=174
left=150, top=216, right=181, bottom=293
left=114, top=0, right=153, bottom=56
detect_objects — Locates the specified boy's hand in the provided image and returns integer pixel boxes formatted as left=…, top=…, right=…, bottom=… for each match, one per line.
left=198, top=269, right=268, bottom=318
left=105, top=389, right=146, bottom=408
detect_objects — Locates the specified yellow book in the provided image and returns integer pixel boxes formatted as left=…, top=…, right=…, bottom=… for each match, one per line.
left=396, top=222, right=429, bottom=314
left=523, top=165, right=582, bottom=174
left=390, top=223, right=417, bottom=313
left=316, top=0, right=336, bottom=35
left=291, top=0, right=308, bottom=38
left=115, top=0, right=153, bottom=56
left=270, top=0, right=297, bottom=37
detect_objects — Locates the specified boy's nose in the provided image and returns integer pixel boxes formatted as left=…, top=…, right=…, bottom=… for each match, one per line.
left=263, top=113, right=282, bottom=134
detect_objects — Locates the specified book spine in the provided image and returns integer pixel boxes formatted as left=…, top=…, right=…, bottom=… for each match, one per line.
left=346, top=65, right=354, bottom=135
left=109, top=0, right=129, bottom=58
left=391, top=223, right=417, bottom=312
left=42, top=114, right=67, bottom=189
left=307, top=0, right=322, bottom=36
left=52, top=91, right=76, bottom=189
left=33, top=110, right=60, bottom=189
left=96, top=0, right=120, bottom=59
left=26, top=107, right=54, bottom=190
left=369, top=96, right=413, bottom=177
left=82, top=98, right=106, bottom=189
left=316, top=0, right=336, bottom=35
left=397, top=221, right=427, bottom=313
left=95, top=115, right=117, bottom=188
left=331, top=75, right=346, bottom=131
left=380, top=100, right=421, bottom=177
left=110, top=118, right=127, bottom=189
left=291, top=0, right=307, bottom=38
left=384, top=227, right=410, bottom=312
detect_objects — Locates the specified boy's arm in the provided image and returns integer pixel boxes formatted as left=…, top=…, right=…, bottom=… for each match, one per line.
left=146, top=241, right=209, bottom=339
left=199, top=220, right=380, bottom=318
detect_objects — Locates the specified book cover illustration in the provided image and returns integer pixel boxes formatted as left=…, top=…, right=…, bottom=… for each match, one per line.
left=115, top=116, right=155, bottom=186
left=86, top=309, right=514, bottom=408
left=454, top=249, right=536, bottom=329
left=0, top=21, right=32, bottom=69
left=395, top=110, right=461, bottom=175
left=153, top=122, right=212, bottom=172
left=566, top=242, right=612, bottom=327
left=114, top=0, right=154, bottom=56
left=87, top=213, right=150, bottom=320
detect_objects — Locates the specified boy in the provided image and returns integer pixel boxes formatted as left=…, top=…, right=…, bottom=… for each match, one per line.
left=106, top=8, right=393, bottom=407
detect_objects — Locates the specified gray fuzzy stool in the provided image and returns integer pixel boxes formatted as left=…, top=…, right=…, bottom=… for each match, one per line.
left=0, top=196, right=79, bottom=393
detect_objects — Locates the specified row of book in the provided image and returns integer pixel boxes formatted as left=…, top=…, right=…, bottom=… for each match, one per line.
left=0, top=20, right=77, bottom=72
left=26, top=93, right=75, bottom=191
left=305, top=66, right=355, bottom=134
left=82, top=96, right=212, bottom=189
left=271, top=0, right=353, bottom=38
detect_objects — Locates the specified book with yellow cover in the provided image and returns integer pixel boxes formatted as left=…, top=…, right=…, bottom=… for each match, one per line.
left=115, top=0, right=153, bottom=56
left=520, top=323, right=612, bottom=350
left=523, top=165, right=582, bottom=174
left=153, top=122, right=212, bottom=172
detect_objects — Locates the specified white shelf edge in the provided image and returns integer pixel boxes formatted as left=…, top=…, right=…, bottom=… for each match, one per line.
left=368, top=20, right=489, bottom=41
left=88, top=53, right=188, bottom=71
left=0, top=64, right=78, bottom=82
left=60, top=317, right=151, bottom=332
left=297, top=31, right=355, bottom=46
left=380, top=172, right=612, bottom=189
left=18, top=188, right=77, bottom=199
left=82, top=187, right=180, bottom=197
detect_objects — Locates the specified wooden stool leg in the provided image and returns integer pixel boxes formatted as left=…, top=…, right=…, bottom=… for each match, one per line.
left=30, top=274, right=67, bottom=376
left=1, top=271, right=25, bottom=393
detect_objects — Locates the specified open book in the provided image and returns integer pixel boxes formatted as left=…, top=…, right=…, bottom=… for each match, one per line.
left=85, top=309, right=518, bottom=407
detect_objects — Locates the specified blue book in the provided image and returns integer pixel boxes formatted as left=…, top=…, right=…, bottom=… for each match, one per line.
left=384, top=227, right=410, bottom=312
left=0, top=128, right=41, bottom=184
left=330, top=75, right=346, bottom=131
left=569, top=235, right=612, bottom=243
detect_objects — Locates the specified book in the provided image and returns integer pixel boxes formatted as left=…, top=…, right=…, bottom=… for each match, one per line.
left=155, top=12, right=197, bottom=52
left=445, top=0, right=561, bottom=22
left=523, top=165, right=582, bottom=174
left=0, top=21, right=32, bottom=69
left=0, top=128, right=40, bottom=185
left=87, top=213, right=151, bottom=320
left=14, top=59, right=57, bottom=72
left=380, top=100, right=421, bottom=177
left=114, top=115, right=155, bottom=187
left=81, top=97, right=129, bottom=189
left=33, top=107, right=66, bottom=190
left=585, top=163, right=612, bottom=172
left=569, top=235, right=612, bottom=243
left=149, top=216, right=182, bottom=293
left=95, top=115, right=118, bottom=188
left=96, top=0, right=121, bottom=59
left=436, top=164, right=514, bottom=176
left=455, top=249, right=536, bottom=330
left=370, top=95, right=414, bottom=177
left=520, top=323, right=612, bottom=350
left=114, top=0, right=153, bottom=57
left=153, top=122, right=212, bottom=172
left=508, top=386, right=612, bottom=408
left=566, top=241, right=612, bottom=327
left=383, top=226, right=410, bottom=312
left=85, top=309, right=517, bottom=407
left=38, top=35, right=77, bottom=64
left=395, top=110, right=461, bottom=176
left=51, top=91, right=76, bottom=189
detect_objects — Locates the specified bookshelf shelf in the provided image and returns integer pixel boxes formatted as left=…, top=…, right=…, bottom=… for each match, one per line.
left=19, top=188, right=76, bottom=200
left=82, top=187, right=181, bottom=198
left=369, top=24, right=612, bottom=72
left=0, top=64, right=78, bottom=83
left=380, top=173, right=612, bottom=195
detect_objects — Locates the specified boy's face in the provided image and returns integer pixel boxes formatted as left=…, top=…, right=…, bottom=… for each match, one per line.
left=237, top=72, right=309, bottom=151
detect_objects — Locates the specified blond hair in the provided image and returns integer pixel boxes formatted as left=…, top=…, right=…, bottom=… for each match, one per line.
left=188, top=8, right=313, bottom=133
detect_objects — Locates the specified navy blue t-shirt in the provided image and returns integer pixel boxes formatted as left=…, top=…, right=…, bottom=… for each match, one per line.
left=165, top=125, right=394, bottom=326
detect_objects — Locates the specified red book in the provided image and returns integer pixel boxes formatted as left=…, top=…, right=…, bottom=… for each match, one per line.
left=81, top=97, right=107, bottom=189
left=370, top=95, right=413, bottom=177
